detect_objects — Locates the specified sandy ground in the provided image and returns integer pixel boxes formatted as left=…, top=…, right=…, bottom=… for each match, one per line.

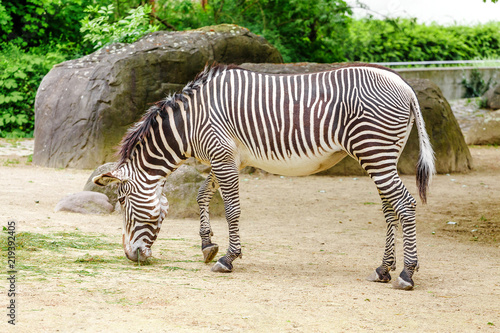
left=0, top=139, right=499, bottom=332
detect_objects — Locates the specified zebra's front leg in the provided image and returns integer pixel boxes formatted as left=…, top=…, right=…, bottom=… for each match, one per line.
left=367, top=196, right=398, bottom=283
left=197, top=170, right=219, bottom=263
left=210, top=162, right=242, bottom=273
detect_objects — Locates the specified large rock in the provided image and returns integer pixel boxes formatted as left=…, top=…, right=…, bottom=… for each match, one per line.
left=483, top=82, right=500, bottom=110
left=34, top=25, right=283, bottom=169
left=465, top=110, right=500, bottom=145
left=163, top=164, right=224, bottom=219
left=83, top=162, right=118, bottom=206
left=85, top=163, right=224, bottom=219
left=397, top=78, right=473, bottom=174
left=241, top=63, right=473, bottom=175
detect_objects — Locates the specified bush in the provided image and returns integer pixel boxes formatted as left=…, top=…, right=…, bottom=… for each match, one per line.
left=80, top=4, right=159, bottom=50
left=345, top=19, right=500, bottom=62
left=156, top=0, right=352, bottom=63
left=0, top=44, right=67, bottom=138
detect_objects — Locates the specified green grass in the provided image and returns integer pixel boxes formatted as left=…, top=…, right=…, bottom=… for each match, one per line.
left=0, top=231, right=119, bottom=252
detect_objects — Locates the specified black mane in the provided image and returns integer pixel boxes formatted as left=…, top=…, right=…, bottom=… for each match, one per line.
left=117, top=63, right=240, bottom=165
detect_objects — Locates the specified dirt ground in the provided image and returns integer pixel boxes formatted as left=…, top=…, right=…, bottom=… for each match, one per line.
left=0, top=139, right=499, bottom=332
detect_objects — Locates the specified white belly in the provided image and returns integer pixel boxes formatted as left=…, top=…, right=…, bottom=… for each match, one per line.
left=238, top=146, right=348, bottom=176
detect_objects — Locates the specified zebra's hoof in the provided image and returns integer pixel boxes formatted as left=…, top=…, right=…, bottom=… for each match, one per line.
left=202, top=243, right=219, bottom=263
left=392, top=277, right=414, bottom=290
left=392, top=270, right=414, bottom=290
left=366, top=266, right=391, bottom=283
left=211, top=258, right=233, bottom=273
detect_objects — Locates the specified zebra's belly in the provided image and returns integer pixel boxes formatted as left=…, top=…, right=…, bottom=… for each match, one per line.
left=239, top=147, right=348, bottom=177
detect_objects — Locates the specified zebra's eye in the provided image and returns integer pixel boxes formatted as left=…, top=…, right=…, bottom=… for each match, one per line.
left=118, top=196, right=125, bottom=205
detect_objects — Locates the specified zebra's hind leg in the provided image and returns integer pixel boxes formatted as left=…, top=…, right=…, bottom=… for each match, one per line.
left=197, top=170, right=219, bottom=263
left=209, top=161, right=242, bottom=273
left=367, top=196, right=398, bottom=283
left=371, top=171, right=419, bottom=290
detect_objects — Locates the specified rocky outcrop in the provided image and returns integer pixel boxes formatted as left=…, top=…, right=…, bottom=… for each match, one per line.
left=34, top=25, right=283, bottom=169
left=163, top=164, right=224, bottom=219
left=83, top=162, right=118, bottom=206
left=241, top=63, right=473, bottom=175
left=55, top=191, right=114, bottom=214
left=397, top=78, right=473, bottom=174
left=84, top=163, right=225, bottom=219
left=483, top=82, right=500, bottom=110
left=464, top=110, right=500, bottom=145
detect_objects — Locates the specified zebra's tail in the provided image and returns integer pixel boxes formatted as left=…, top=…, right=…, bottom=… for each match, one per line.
left=410, top=95, right=435, bottom=204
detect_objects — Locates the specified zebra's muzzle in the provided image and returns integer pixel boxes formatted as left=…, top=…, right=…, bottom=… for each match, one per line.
left=124, top=244, right=152, bottom=262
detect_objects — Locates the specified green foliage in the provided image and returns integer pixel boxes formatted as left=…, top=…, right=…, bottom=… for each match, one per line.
left=1, top=1, right=500, bottom=138
left=156, top=0, right=352, bottom=63
left=346, top=19, right=500, bottom=63
left=461, top=69, right=494, bottom=98
left=80, top=4, right=159, bottom=49
left=0, top=0, right=94, bottom=50
left=0, top=43, right=67, bottom=137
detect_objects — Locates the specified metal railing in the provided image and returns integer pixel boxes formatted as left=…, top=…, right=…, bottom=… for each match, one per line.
left=374, top=60, right=500, bottom=67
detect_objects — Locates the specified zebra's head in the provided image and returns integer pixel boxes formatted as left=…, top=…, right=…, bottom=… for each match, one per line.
left=93, top=168, right=169, bottom=262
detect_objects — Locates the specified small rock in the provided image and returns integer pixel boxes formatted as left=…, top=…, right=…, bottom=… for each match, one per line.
left=55, top=191, right=114, bottom=215
left=83, top=162, right=118, bottom=206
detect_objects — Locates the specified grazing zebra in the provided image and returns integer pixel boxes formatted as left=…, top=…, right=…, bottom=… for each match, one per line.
left=94, top=63, right=435, bottom=290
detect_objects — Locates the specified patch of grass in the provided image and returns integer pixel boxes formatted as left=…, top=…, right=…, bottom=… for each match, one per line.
left=74, top=269, right=99, bottom=277
left=3, top=158, right=19, bottom=166
left=75, top=254, right=113, bottom=264
left=0, top=231, right=120, bottom=252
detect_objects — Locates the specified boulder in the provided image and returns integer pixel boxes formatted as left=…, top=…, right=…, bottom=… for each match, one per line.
left=83, top=162, right=118, bottom=206
left=240, top=63, right=473, bottom=175
left=34, top=24, right=283, bottom=169
left=86, top=163, right=224, bottom=219
left=55, top=191, right=114, bottom=214
left=483, top=82, right=500, bottom=110
left=397, top=78, right=473, bottom=174
left=465, top=110, right=500, bottom=145
left=163, top=164, right=224, bottom=219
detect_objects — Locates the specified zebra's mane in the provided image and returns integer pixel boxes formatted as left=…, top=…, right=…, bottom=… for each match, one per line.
left=117, top=63, right=239, bottom=165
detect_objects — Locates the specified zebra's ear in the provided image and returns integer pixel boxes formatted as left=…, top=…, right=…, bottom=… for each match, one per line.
left=93, top=172, right=121, bottom=187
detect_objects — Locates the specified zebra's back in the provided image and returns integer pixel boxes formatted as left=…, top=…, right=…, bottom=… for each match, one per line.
left=195, top=65, right=415, bottom=176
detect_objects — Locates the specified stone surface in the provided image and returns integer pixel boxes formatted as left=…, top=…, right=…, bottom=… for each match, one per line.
left=465, top=110, right=500, bottom=145
left=55, top=191, right=114, bottom=215
left=90, top=163, right=225, bottom=219
left=240, top=63, right=473, bottom=175
left=483, top=82, right=500, bottom=110
left=34, top=24, right=283, bottom=169
left=83, top=162, right=118, bottom=206
left=163, top=164, right=224, bottom=219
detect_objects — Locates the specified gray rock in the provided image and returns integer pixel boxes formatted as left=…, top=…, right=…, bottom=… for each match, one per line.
left=163, top=164, right=224, bottom=219
left=87, top=162, right=224, bottom=219
left=55, top=191, right=114, bottom=214
left=240, top=64, right=473, bottom=175
left=34, top=24, right=283, bottom=169
left=483, top=82, right=500, bottom=110
left=83, top=162, right=118, bottom=206
left=465, top=110, right=500, bottom=145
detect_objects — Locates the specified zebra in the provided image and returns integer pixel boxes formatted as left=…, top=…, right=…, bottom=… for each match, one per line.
left=93, top=63, right=435, bottom=290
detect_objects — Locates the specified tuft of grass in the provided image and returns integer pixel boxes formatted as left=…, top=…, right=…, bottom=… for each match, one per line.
left=0, top=231, right=120, bottom=252
left=75, top=254, right=112, bottom=264
left=3, top=159, right=20, bottom=166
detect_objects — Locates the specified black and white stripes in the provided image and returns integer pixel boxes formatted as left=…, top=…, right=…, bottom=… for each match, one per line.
left=94, top=63, right=434, bottom=289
